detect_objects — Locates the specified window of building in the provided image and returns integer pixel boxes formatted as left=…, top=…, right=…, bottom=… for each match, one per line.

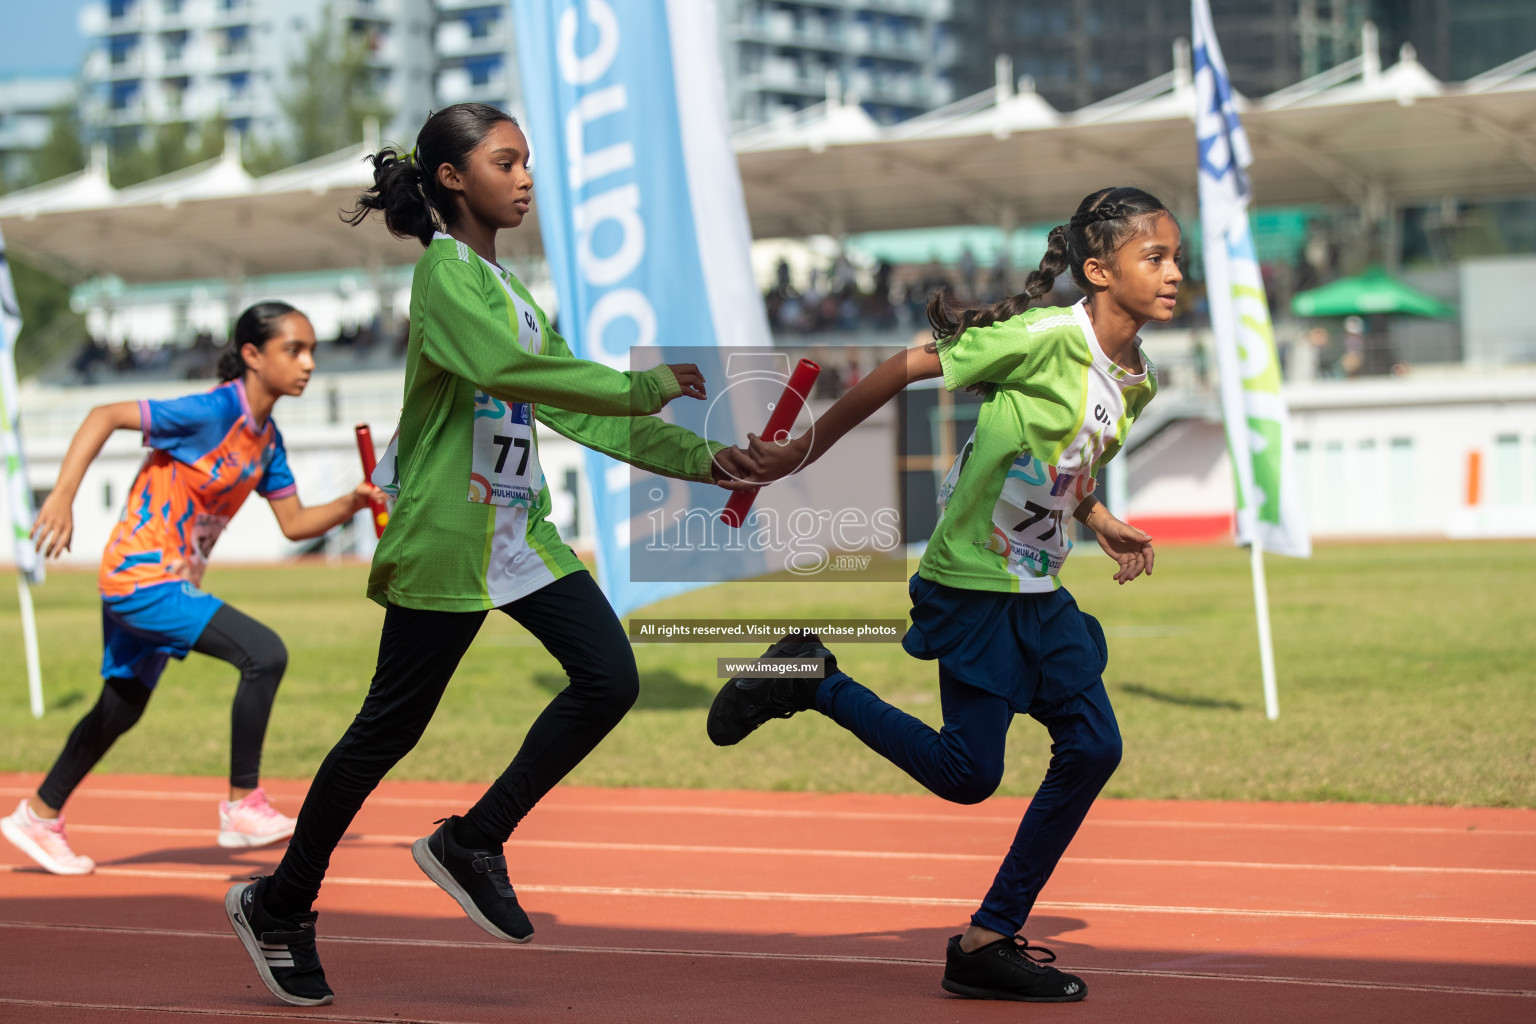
left=109, top=0, right=138, bottom=20
left=465, top=8, right=500, bottom=39
left=1294, top=440, right=1313, bottom=521
left=1388, top=438, right=1414, bottom=527
left=1492, top=434, right=1522, bottom=506
left=1352, top=437, right=1379, bottom=527
left=110, top=81, right=141, bottom=111
left=466, top=55, right=502, bottom=88
left=109, top=35, right=139, bottom=64
left=222, top=24, right=250, bottom=56
left=1323, top=440, right=1345, bottom=527
left=161, top=30, right=188, bottom=62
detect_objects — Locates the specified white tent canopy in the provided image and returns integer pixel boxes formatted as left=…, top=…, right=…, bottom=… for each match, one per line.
left=3, top=36, right=1534, bottom=284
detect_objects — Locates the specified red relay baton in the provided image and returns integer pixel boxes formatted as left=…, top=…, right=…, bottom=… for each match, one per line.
left=354, top=424, right=390, bottom=538
left=720, top=358, right=821, bottom=528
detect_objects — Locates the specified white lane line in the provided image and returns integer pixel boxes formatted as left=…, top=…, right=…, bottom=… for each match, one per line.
left=7, top=787, right=1532, bottom=837
left=57, top=825, right=1536, bottom=877
left=1, top=924, right=1531, bottom=1001
left=7, top=865, right=1534, bottom=927
left=0, top=997, right=465, bottom=1024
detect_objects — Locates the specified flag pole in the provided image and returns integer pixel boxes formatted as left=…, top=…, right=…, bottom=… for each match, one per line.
left=1249, top=537, right=1278, bottom=720
left=16, top=573, right=43, bottom=717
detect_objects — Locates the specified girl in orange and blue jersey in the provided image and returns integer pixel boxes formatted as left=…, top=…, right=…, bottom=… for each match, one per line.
left=1, top=302, right=381, bottom=876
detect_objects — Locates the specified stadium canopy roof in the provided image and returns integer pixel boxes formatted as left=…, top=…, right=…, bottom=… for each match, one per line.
left=2, top=41, right=1535, bottom=285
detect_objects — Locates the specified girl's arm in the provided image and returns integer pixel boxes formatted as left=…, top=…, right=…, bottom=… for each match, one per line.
left=532, top=329, right=758, bottom=489
left=1074, top=495, right=1155, bottom=585
left=422, top=261, right=693, bottom=417
left=746, top=344, right=943, bottom=482
left=31, top=401, right=142, bottom=557
left=268, top=483, right=384, bottom=542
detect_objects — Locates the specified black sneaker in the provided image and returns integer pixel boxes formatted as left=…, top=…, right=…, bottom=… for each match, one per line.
left=706, top=632, right=835, bottom=747
left=225, top=877, right=333, bottom=1007
left=412, top=816, right=533, bottom=943
left=941, top=934, right=1087, bottom=1002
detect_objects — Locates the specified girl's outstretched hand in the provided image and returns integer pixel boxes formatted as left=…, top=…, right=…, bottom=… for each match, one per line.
left=742, top=430, right=810, bottom=484
left=351, top=481, right=388, bottom=511
left=30, top=491, right=74, bottom=559
left=1093, top=516, right=1155, bottom=585
left=710, top=445, right=761, bottom=491
left=663, top=363, right=707, bottom=405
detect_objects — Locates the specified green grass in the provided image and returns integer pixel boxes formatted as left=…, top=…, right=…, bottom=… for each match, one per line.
left=2, top=540, right=1533, bottom=807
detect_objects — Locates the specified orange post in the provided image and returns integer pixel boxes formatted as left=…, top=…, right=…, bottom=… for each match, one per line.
left=1466, top=450, right=1482, bottom=507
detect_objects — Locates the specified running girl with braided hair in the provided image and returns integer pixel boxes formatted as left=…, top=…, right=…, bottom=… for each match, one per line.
left=3, top=302, right=382, bottom=874
left=708, top=186, right=1180, bottom=1003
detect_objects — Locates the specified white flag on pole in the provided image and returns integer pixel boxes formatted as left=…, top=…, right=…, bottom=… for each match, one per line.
left=0, top=225, right=43, bottom=584
left=1, top=224, right=46, bottom=716
left=1192, top=0, right=1311, bottom=559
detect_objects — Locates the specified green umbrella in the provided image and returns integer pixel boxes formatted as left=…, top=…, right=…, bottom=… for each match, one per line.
left=1291, top=266, right=1456, bottom=319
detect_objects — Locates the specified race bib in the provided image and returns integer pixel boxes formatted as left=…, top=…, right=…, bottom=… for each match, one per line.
left=185, top=513, right=230, bottom=586
left=987, top=454, right=1081, bottom=580
left=939, top=434, right=1094, bottom=582
left=467, top=265, right=545, bottom=508
left=470, top=393, right=543, bottom=507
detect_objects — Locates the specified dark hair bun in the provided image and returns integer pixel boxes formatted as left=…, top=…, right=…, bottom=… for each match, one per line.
left=217, top=301, right=302, bottom=382
left=344, top=102, right=519, bottom=247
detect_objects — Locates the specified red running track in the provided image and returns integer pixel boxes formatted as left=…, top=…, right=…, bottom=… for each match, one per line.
left=2, top=772, right=1533, bottom=1023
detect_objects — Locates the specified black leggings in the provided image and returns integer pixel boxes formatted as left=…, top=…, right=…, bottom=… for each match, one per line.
left=265, top=570, right=637, bottom=918
left=36, top=603, right=287, bottom=810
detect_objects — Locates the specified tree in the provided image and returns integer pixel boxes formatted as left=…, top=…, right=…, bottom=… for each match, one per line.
left=109, top=116, right=231, bottom=189
left=273, top=10, right=392, bottom=166
left=22, top=105, right=86, bottom=188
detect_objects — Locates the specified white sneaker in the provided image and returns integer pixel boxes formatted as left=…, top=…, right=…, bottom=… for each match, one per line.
left=218, top=787, right=297, bottom=849
left=1, top=798, right=96, bottom=875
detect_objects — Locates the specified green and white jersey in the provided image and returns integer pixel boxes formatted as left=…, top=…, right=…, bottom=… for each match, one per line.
left=368, top=234, right=723, bottom=612
left=918, top=300, right=1157, bottom=594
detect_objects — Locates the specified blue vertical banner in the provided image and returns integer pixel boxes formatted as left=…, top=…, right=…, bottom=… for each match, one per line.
left=514, top=0, right=773, bottom=616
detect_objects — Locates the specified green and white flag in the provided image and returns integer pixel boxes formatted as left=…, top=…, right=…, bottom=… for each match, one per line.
left=0, top=225, right=43, bottom=585
left=1193, top=0, right=1310, bottom=559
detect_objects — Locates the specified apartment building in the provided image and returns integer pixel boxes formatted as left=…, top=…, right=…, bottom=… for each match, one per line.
left=717, top=0, right=957, bottom=129
left=78, top=0, right=437, bottom=147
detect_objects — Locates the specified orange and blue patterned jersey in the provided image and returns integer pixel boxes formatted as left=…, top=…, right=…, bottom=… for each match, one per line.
left=99, top=380, right=295, bottom=598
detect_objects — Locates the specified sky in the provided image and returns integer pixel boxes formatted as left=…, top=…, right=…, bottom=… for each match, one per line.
left=0, top=0, right=92, bottom=80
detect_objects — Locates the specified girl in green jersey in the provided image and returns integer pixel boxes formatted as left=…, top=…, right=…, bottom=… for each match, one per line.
left=228, top=102, right=755, bottom=1007
left=709, top=187, right=1180, bottom=1004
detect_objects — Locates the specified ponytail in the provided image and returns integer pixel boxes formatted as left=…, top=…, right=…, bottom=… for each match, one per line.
left=926, top=186, right=1172, bottom=342
left=344, top=102, right=518, bottom=247
left=217, top=301, right=303, bottom=382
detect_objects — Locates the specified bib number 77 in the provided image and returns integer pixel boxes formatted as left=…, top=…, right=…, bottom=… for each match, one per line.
left=491, top=434, right=531, bottom=476
left=1013, top=501, right=1065, bottom=542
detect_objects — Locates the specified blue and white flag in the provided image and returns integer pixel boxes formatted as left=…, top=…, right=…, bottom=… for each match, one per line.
left=1193, top=0, right=1310, bottom=558
left=0, top=225, right=43, bottom=585
left=514, top=0, right=776, bottom=616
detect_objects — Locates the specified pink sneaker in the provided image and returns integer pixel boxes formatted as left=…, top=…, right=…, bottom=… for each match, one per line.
left=218, top=788, right=297, bottom=849
left=1, top=798, right=95, bottom=875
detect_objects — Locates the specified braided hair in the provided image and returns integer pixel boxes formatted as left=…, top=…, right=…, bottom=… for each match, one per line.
left=344, top=103, right=519, bottom=247
left=926, top=186, right=1172, bottom=342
